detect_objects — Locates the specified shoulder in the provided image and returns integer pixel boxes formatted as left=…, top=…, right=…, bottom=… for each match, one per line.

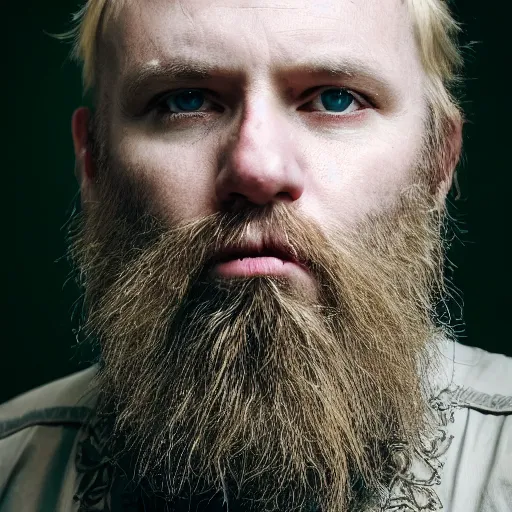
left=436, top=341, right=512, bottom=511
left=0, top=368, right=99, bottom=510
left=441, top=341, right=512, bottom=413
left=0, top=366, right=99, bottom=439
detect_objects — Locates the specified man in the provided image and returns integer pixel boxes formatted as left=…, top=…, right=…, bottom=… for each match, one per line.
left=1, top=0, right=510, bottom=510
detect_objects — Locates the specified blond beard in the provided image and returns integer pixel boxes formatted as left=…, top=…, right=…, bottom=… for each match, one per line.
left=68, top=145, right=448, bottom=511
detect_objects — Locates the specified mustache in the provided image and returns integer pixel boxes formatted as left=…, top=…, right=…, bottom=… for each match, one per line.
left=153, top=202, right=328, bottom=278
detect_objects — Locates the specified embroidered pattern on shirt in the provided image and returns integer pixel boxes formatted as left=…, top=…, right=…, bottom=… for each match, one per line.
left=451, top=386, right=512, bottom=413
left=379, top=387, right=457, bottom=512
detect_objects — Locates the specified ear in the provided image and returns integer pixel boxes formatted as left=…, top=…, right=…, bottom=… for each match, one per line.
left=435, top=113, right=463, bottom=202
left=71, top=107, right=96, bottom=204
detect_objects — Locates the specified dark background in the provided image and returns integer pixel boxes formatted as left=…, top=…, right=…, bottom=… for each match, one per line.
left=3, top=2, right=510, bottom=404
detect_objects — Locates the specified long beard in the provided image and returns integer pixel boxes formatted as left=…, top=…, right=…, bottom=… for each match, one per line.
left=68, top=155, right=447, bottom=511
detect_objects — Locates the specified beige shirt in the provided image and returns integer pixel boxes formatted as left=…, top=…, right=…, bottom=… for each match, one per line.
left=1, top=340, right=511, bottom=511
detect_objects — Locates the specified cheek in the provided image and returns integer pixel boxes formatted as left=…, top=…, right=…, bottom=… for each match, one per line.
left=300, top=120, right=424, bottom=228
left=111, top=131, right=220, bottom=224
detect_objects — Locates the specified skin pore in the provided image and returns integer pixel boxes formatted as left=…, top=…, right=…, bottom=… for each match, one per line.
left=70, top=0, right=461, bottom=511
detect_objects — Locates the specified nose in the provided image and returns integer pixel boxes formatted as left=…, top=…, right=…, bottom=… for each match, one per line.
left=215, top=98, right=305, bottom=210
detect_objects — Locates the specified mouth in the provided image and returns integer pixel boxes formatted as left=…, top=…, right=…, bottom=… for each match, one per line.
left=210, top=242, right=307, bottom=278
left=216, top=246, right=299, bottom=264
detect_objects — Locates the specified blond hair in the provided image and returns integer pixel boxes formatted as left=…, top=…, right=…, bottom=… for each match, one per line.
left=65, top=0, right=463, bottom=123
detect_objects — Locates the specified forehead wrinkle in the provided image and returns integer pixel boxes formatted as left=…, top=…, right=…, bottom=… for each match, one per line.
left=214, top=4, right=302, bottom=10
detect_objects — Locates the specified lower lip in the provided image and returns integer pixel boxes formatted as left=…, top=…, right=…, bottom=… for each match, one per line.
left=212, top=256, right=303, bottom=278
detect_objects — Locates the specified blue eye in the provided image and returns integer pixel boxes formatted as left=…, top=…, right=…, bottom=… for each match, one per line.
left=319, top=89, right=354, bottom=112
left=154, top=86, right=362, bottom=121
left=166, top=89, right=205, bottom=112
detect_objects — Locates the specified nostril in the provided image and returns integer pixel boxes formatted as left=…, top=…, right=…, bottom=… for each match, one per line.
left=275, top=191, right=294, bottom=202
left=222, top=193, right=250, bottom=212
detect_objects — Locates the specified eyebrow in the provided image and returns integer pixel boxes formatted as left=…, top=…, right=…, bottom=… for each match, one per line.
left=120, top=55, right=395, bottom=105
left=279, top=56, right=395, bottom=95
left=120, top=60, right=217, bottom=102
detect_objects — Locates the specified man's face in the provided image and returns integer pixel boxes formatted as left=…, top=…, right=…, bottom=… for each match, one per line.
left=72, top=1, right=449, bottom=511
left=100, top=0, right=427, bottom=241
